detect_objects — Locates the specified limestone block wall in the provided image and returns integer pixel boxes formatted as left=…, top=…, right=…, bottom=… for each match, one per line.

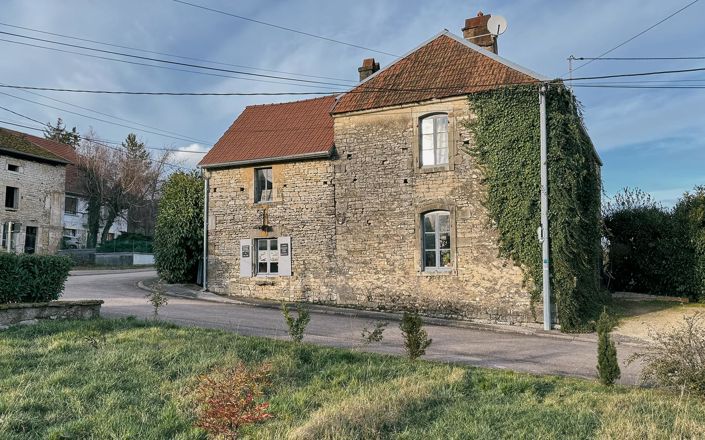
left=206, top=97, right=535, bottom=323
left=206, top=159, right=337, bottom=301
left=330, top=98, right=532, bottom=322
left=0, top=154, right=65, bottom=254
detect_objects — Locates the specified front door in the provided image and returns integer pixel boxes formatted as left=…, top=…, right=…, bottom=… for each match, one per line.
left=24, top=226, right=37, bottom=254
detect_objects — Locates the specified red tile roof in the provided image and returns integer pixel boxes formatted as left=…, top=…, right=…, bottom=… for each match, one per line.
left=0, top=127, right=83, bottom=194
left=199, top=95, right=336, bottom=168
left=332, top=32, right=547, bottom=114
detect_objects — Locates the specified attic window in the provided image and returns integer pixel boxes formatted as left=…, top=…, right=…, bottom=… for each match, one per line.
left=7, top=164, right=19, bottom=172
left=255, top=167, right=273, bottom=203
left=420, top=114, right=449, bottom=166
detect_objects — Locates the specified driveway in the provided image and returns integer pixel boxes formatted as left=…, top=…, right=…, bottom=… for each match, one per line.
left=63, top=270, right=645, bottom=384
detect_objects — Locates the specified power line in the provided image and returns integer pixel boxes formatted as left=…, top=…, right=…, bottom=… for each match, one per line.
left=0, top=30, right=354, bottom=88
left=0, top=38, right=341, bottom=91
left=0, top=21, right=357, bottom=84
left=0, top=82, right=215, bottom=144
left=0, top=106, right=206, bottom=170
left=0, top=90, right=216, bottom=145
left=171, top=0, right=400, bottom=58
left=4, top=65, right=705, bottom=97
left=573, top=56, right=705, bottom=61
left=573, top=84, right=705, bottom=89
left=569, top=0, right=701, bottom=74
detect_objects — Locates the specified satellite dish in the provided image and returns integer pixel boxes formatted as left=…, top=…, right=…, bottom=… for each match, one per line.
left=487, top=15, right=508, bottom=36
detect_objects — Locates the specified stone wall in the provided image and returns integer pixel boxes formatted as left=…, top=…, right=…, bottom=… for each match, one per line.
left=207, top=97, right=534, bottom=324
left=0, top=300, right=103, bottom=329
left=330, top=97, right=531, bottom=323
left=206, top=160, right=337, bottom=300
left=0, top=153, right=65, bottom=254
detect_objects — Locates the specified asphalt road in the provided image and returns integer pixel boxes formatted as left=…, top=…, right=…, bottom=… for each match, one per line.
left=63, top=270, right=645, bottom=384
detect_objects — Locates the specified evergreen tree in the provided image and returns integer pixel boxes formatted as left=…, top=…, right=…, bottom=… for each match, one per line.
left=596, top=308, right=621, bottom=386
left=122, top=133, right=150, bottom=162
left=43, top=118, right=80, bottom=148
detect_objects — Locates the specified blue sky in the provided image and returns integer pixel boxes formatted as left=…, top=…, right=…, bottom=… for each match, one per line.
left=1, top=0, right=704, bottom=206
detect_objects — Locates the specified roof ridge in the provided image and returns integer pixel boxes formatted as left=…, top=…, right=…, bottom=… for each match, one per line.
left=245, top=94, right=337, bottom=109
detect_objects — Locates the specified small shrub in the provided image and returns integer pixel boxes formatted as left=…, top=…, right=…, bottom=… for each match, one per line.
left=194, top=362, right=272, bottom=439
left=146, top=280, right=169, bottom=318
left=400, top=312, right=432, bottom=360
left=281, top=303, right=310, bottom=343
left=0, top=253, right=72, bottom=304
left=361, top=321, right=388, bottom=345
left=631, top=313, right=705, bottom=396
left=596, top=308, right=620, bottom=385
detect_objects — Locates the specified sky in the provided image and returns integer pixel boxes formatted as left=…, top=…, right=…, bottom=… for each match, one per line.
left=1, top=0, right=704, bottom=206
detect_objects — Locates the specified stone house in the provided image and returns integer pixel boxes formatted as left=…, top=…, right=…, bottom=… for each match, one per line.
left=199, top=14, right=596, bottom=323
left=0, top=127, right=70, bottom=254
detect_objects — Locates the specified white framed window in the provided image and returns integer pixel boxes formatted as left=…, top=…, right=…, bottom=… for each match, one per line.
left=420, top=114, right=449, bottom=167
left=422, top=211, right=451, bottom=271
left=256, top=238, right=279, bottom=275
left=5, top=186, right=19, bottom=210
left=240, top=237, right=291, bottom=277
left=255, top=167, right=273, bottom=203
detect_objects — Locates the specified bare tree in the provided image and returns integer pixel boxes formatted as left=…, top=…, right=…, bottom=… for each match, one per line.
left=76, top=130, right=172, bottom=247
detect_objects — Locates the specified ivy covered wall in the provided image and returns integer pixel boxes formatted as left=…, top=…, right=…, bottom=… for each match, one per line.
left=466, top=84, right=606, bottom=331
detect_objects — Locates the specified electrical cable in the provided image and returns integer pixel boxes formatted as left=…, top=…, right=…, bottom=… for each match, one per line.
left=170, top=0, right=400, bottom=58
left=0, top=21, right=358, bottom=84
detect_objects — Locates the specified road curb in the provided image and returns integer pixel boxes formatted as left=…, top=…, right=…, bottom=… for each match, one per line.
left=138, top=278, right=649, bottom=348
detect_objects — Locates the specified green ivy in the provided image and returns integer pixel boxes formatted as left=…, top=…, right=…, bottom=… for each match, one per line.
left=154, top=171, right=204, bottom=283
left=465, top=85, right=606, bottom=331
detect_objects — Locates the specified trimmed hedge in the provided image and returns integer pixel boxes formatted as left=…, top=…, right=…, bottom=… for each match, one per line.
left=0, top=253, right=73, bottom=304
left=97, top=233, right=153, bottom=253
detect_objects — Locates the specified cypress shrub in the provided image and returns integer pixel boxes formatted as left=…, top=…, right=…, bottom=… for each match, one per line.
left=0, top=253, right=72, bottom=304
left=596, top=308, right=620, bottom=386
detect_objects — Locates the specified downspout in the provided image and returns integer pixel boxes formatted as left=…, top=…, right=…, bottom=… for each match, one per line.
left=202, top=171, right=209, bottom=291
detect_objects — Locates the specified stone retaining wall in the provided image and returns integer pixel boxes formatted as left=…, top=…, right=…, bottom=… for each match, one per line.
left=0, top=300, right=103, bottom=329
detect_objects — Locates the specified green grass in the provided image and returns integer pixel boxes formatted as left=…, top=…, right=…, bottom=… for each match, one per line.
left=1, top=319, right=704, bottom=439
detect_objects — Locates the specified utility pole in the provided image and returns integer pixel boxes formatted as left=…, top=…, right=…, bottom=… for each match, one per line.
left=539, top=84, right=552, bottom=330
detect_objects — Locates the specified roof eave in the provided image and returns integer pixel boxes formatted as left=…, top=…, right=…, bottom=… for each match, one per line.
left=199, top=147, right=333, bottom=169
left=0, top=147, right=70, bottom=165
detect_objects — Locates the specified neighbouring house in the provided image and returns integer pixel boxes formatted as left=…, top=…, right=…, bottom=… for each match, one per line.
left=199, top=13, right=600, bottom=323
left=0, top=127, right=70, bottom=254
left=28, top=136, right=127, bottom=248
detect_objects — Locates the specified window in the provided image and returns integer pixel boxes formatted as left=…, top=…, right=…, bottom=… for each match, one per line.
left=7, top=163, right=19, bottom=172
left=256, top=238, right=278, bottom=275
left=255, top=168, right=273, bottom=203
left=5, top=186, right=19, bottom=210
left=422, top=211, right=451, bottom=271
left=420, top=114, right=449, bottom=166
left=1, top=222, right=20, bottom=251
left=64, top=196, right=78, bottom=215
left=63, top=228, right=77, bottom=237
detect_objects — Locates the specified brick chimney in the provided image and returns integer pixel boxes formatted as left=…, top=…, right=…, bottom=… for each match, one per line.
left=462, top=11, right=498, bottom=54
left=358, top=58, right=380, bottom=81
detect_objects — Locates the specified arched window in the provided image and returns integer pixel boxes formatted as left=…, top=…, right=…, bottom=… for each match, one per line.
left=420, top=114, right=449, bottom=166
left=422, top=211, right=451, bottom=271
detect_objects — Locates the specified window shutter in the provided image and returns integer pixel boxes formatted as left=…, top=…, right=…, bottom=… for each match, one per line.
left=278, top=236, right=291, bottom=276
left=239, top=239, right=253, bottom=277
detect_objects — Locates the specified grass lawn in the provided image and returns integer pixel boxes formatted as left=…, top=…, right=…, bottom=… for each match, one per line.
left=1, top=318, right=704, bottom=439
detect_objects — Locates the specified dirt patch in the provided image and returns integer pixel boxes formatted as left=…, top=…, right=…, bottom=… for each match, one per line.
left=613, top=301, right=705, bottom=342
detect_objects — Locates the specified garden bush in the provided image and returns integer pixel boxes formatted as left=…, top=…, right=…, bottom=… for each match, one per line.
left=631, top=313, right=705, bottom=396
left=153, top=171, right=203, bottom=283
left=194, top=361, right=272, bottom=438
left=281, top=303, right=310, bottom=343
left=0, top=253, right=72, bottom=303
left=400, top=311, right=432, bottom=360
